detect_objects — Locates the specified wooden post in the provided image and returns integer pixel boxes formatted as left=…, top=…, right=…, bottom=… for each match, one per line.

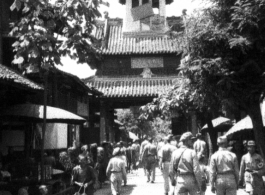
left=0, top=0, right=3, bottom=64
left=109, top=107, right=114, bottom=142
left=41, top=71, right=48, bottom=183
left=100, top=100, right=107, bottom=142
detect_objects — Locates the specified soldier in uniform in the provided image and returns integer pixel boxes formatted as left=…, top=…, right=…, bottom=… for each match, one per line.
left=106, top=148, right=127, bottom=195
left=159, top=136, right=177, bottom=195
left=140, top=136, right=149, bottom=176
left=169, top=132, right=203, bottom=195
left=141, top=138, right=158, bottom=183
left=239, top=140, right=265, bottom=195
left=210, top=136, right=239, bottom=195
left=193, top=133, right=207, bottom=165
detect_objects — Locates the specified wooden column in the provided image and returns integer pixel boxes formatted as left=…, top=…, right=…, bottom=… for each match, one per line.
left=100, top=100, right=109, bottom=142
left=108, top=107, right=114, bottom=143
left=190, top=111, right=197, bottom=135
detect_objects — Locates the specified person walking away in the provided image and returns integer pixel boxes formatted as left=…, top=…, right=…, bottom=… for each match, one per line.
left=126, top=143, right=133, bottom=173
left=71, top=154, right=96, bottom=195
left=239, top=140, right=265, bottom=195
left=210, top=136, right=239, bottom=195
left=193, top=133, right=207, bottom=165
left=140, top=136, right=149, bottom=175
left=169, top=132, right=203, bottom=195
left=142, top=138, right=158, bottom=183
left=106, top=148, right=127, bottom=195
left=96, top=145, right=106, bottom=188
left=159, top=136, right=177, bottom=195
left=131, top=139, right=140, bottom=171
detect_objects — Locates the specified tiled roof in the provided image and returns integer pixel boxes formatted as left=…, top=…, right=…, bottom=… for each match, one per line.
left=86, top=76, right=177, bottom=98
left=94, top=20, right=184, bottom=55
left=0, top=64, right=43, bottom=90
left=119, top=0, right=174, bottom=5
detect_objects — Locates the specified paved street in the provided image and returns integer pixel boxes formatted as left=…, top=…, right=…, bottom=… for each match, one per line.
left=95, top=168, right=248, bottom=195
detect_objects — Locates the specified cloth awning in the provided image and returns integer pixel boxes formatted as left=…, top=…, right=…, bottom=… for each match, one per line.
left=201, top=116, right=233, bottom=132
left=0, top=104, right=86, bottom=124
left=225, top=116, right=254, bottom=137
left=128, top=131, right=139, bottom=140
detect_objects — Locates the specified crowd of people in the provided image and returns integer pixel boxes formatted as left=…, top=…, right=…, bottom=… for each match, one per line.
left=1, top=132, right=264, bottom=195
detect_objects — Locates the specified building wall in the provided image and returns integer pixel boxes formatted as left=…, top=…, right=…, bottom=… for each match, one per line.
left=99, top=54, right=181, bottom=77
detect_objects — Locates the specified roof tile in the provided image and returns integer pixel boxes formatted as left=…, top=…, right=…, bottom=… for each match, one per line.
left=86, top=76, right=176, bottom=98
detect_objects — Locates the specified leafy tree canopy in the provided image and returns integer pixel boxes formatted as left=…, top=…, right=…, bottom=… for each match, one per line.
left=140, top=0, right=265, bottom=155
left=9, top=0, right=109, bottom=73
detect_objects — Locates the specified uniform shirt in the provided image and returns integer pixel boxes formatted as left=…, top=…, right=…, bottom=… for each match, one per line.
left=143, top=143, right=157, bottom=157
left=193, top=139, right=206, bottom=158
left=140, top=140, right=149, bottom=157
left=210, top=147, right=239, bottom=186
left=160, top=143, right=177, bottom=162
left=106, top=156, right=127, bottom=180
left=157, top=141, right=165, bottom=159
left=169, top=145, right=202, bottom=189
left=239, top=152, right=265, bottom=180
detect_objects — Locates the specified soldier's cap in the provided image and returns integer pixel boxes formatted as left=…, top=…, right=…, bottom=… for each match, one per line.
left=247, top=140, right=256, bottom=146
left=217, top=136, right=228, bottom=144
left=112, top=147, right=121, bottom=156
left=180, top=132, right=195, bottom=142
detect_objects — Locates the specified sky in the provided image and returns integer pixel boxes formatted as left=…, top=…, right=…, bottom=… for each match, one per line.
left=57, top=0, right=207, bottom=79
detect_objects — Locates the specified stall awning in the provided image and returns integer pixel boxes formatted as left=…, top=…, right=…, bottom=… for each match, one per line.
left=201, top=116, right=233, bottom=132
left=0, top=104, right=86, bottom=124
left=225, top=116, right=254, bottom=137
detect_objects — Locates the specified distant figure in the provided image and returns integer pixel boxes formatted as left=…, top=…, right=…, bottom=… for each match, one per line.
left=160, top=136, right=177, bottom=195
left=39, top=185, right=48, bottom=195
left=139, top=137, right=149, bottom=175
left=96, top=146, right=106, bottom=187
left=239, top=140, right=265, bottom=195
left=193, top=133, right=207, bottom=165
left=210, top=136, right=239, bottom=195
left=126, top=143, right=133, bottom=173
left=44, top=150, right=56, bottom=168
left=106, top=148, right=127, bottom=195
left=131, top=139, right=140, bottom=170
left=142, top=138, right=157, bottom=183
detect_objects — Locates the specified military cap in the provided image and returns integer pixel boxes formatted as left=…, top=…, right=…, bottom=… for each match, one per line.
left=180, top=132, right=194, bottom=142
left=112, top=147, right=121, bottom=156
left=217, top=136, right=228, bottom=144
left=247, top=140, right=256, bottom=146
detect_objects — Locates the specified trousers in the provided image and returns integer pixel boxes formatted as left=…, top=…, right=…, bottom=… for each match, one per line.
left=216, top=174, right=237, bottom=195
left=110, top=172, right=123, bottom=195
left=162, top=162, right=175, bottom=195
left=175, top=175, right=199, bottom=195
left=147, top=162, right=156, bottom=182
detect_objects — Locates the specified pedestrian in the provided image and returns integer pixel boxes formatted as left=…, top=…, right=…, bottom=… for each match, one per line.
left=209, top=136, right=239, bottom=195
left=239, top=140, right=265, bottom=195
left=169, top=132, right=203, bottom=195
left=131, top=139, right=140, bottom=170
left=141, top=138, right=157, bottom=183
left=159, top=136, right=177, bottom=195
left=106, top=148, right=127, bottom=195
left=96, top=145, right=106, bottom=188
left=126, top=142, right=133, bottom=173
left=71, top=154, right=96, bottom=195
left=139, top=136, right=149, bottom=175
left=193, top=133, right=207, bottom=165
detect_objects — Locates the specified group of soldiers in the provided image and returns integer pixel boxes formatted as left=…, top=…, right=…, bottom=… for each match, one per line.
left=70, top=132, right=265, bottom=195
left=133, top=132, right=265, bottom=195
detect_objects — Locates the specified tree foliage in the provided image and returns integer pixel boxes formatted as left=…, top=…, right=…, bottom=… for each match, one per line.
left=141, top=0, right=265, bottom=156
left=117, top=109, right=171, bottom=140
left=9, top=0, right=108, bottom=73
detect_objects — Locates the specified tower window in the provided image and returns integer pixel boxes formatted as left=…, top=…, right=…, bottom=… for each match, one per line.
left=132, top=0, right=140, bottom=8
left=142, top=0, right=149, bottom=4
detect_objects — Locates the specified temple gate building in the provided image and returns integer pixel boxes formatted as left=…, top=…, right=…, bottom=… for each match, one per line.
left=85, top=0, right=196, bottom=143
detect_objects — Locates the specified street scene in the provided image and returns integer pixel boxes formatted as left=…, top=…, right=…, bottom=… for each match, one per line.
left=1, top=0, right=265, bottom=195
